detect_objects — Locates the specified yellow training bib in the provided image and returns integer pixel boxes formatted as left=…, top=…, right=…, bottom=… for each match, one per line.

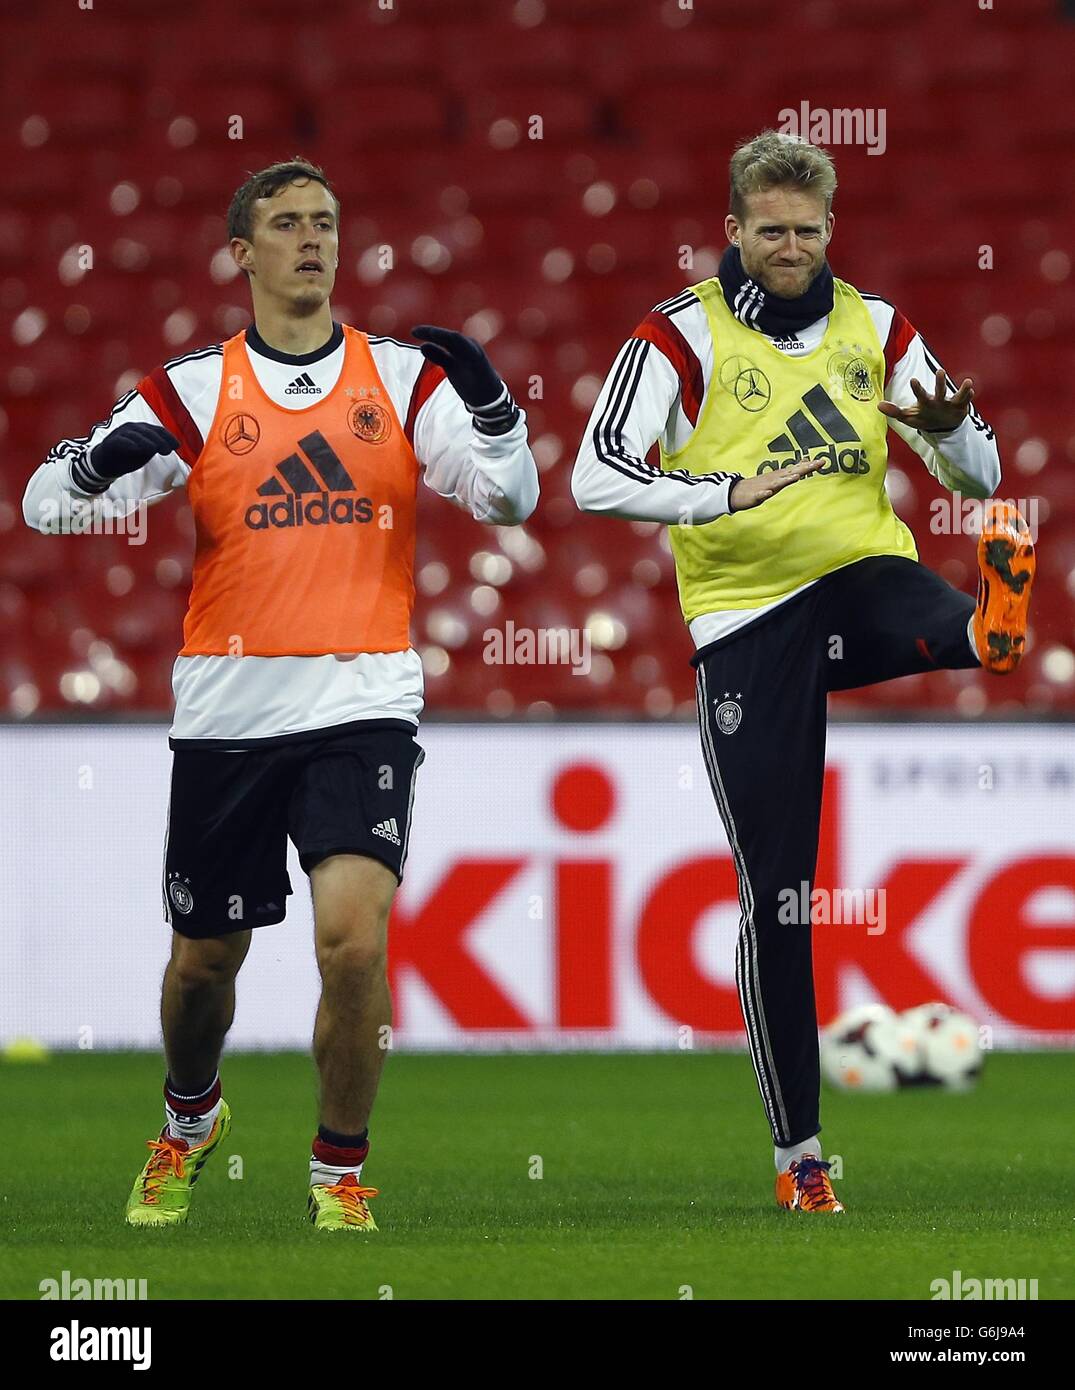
left=660, top=276, right=916, bottom=617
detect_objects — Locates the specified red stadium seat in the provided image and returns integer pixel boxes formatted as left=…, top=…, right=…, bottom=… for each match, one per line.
left=3, top=0, right=1074, bottom=718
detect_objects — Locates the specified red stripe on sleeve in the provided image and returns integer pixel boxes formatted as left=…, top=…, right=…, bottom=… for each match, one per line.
left=136, top=366, right=204, bottom=466
left=632, top=311, right=704, bottom=426
left=404, top=358, right=448, bottom=447
left=882, top=305, right=918, bottom=387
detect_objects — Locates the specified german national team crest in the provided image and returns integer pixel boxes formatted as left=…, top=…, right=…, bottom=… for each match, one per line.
left=842, top=356, right=875, bottom=401
left=348, top=401, right=391, bottom=443
left=714, top=692, right=743, bottom=735
left=168, top=875, right=194, bottom=915
left=827, top=346, right=875, bottom=402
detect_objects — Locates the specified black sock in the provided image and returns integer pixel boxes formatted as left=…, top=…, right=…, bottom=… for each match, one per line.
left=317, top=1124, right=368, bottom=1149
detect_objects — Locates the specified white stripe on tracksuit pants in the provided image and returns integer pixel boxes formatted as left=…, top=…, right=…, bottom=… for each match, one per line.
left=696, top=659, right=794, bottom=1145
left=690, top=555, right=980, bottom=1148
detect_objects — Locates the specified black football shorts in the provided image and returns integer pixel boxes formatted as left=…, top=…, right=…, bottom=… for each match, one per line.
left=162, top=720, right=425, bottom=939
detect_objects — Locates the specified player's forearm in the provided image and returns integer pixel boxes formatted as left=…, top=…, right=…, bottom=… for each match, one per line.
left=24, top=439, right=186, bottom=533
left=459, top=408, right=540, bottom=525
left=21, top=454, right=108, bottom=532
left=24, top=392, right=189, bottom=533
left=885, top=328, right=1001, bottom=499
left=571, top=445, right=737, bottom=524
left=572, top=331, right=738, bottom=523
left=415, top=377, right=539, bottom=525
left=919, top=415, right=1001, bottom=499
left=893, top=413, right=1001, bottom=500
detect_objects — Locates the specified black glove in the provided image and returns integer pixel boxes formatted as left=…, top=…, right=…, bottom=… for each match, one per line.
left=411, top=325, right=504, bottom=409
left=73, top=423, right=179, bottom=494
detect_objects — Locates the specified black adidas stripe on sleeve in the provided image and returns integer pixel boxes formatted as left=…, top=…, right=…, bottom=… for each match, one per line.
left=592, top=338, right=734, bottom=489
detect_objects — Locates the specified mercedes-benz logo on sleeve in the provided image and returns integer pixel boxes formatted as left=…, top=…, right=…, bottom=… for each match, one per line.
left=221, top=412, right=261, bottom=455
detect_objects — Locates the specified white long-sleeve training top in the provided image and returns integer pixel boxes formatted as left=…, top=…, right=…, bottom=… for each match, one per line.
left=572, top=287, right=1001, bottom=647
left=23, top=324, right=540, bottom=746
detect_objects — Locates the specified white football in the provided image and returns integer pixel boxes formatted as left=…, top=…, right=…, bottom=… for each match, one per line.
left=820, top=1004, right=922, bottom=1093
left=866, top=1010, right=926, bottom=1085
left=900, top=1002, right=983, bottom=1090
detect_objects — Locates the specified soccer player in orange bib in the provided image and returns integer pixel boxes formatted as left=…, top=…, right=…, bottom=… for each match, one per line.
left=24, top=159, right=539, bottom=1232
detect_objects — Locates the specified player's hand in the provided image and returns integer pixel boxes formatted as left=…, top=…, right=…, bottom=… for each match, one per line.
left=876, top=368, right=973, bottom=434
left=88, top=423, right=180, bottom=480
left=410, top=325, right=504, bottom=408
left=728, top=456, right=824, bottom=512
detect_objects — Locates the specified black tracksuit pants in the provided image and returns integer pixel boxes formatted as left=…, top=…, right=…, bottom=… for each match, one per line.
left=691, top=556, right=978, bottom=1147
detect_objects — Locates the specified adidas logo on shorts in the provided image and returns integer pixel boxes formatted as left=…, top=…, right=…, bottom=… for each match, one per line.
left=372, top=817, right=401, bottom=846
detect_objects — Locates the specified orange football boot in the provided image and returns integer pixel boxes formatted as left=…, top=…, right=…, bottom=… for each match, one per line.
left=775, top=1156, right=845, bottom=1214
left=972, top=501, right=1035, bottom=674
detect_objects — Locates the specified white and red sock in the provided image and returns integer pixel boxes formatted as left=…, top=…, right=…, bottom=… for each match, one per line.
left=164, top=1072, right=222, bottom=1148
left=310, top=1129, right=370, bottom=1188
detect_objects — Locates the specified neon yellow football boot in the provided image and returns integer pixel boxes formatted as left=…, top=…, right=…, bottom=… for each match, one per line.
left=308, top=1173, right=379, bottom=1232
left=125, top=1101, right=231, bottom=1227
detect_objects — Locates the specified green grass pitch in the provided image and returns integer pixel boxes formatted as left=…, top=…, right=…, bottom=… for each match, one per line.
left=2, top=1051, right=1071, bottom=1301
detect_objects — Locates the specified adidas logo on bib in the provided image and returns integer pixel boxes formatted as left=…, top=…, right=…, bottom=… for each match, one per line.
left=756, top=384, right=870, bottom=477
left=244, top=430, right=378, bottom=530
left=285, top=371, right=321, bottom=395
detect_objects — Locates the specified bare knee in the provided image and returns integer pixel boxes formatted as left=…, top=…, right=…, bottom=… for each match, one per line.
left=168, top=931, right=250, bottom=991
left=316, top=925, right=387, bottom=986
left=311, top=855, right=395, bottom=988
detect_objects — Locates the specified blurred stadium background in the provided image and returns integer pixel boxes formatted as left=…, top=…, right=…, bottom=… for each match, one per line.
left=2, top=0, right=1074, bottom=719
left=1, top=1, right=1073, bottom=1059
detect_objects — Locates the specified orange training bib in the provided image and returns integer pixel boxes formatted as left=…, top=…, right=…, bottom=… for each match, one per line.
left=179, top=326, right=418, bottom=657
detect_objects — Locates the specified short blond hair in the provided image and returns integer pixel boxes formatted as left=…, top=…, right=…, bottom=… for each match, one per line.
left=729, top=130, right=837, bottom=221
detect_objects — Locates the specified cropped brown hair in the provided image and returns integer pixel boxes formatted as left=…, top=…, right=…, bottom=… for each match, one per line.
left=226, top=157, right=339, bottom=245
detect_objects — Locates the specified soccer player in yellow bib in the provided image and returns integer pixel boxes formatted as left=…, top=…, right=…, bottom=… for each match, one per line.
left=572, top=130, right=1034, bottom=1215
